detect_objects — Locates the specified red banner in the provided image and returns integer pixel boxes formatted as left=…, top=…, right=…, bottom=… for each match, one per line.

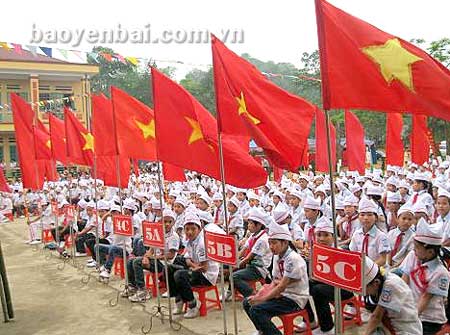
left=65, top=205, right=76, bottom=220
left=142, top=221, right=165, bottom=248
left=112, top=214, right=133, bottom=237
left=311, top=243, right=364, bottom=293
left=204, top=231, right=237, bottom=266
left=51, top=201, right=58, bottom=215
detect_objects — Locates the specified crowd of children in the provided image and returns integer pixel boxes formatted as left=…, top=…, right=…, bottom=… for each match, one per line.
left=2, top=161, right=450, bottom=335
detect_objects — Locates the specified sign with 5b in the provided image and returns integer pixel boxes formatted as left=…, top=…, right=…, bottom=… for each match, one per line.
left=142, top=221, right=165, bottom=248
left=311, top=243, right=364, bottom=293
left=204, top=231, right=237, bottom=266
left=112, top=214, right=133, bottom=237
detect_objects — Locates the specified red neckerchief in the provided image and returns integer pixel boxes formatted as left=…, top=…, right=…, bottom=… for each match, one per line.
left=308, top=226, right=315, bottom=243
left=411, top=262, right=429, bottom=293
left=242, top=230, right=266, bottom=258
left=391, top=232, right=405, bottom=257
left=345, top=213, right=359, bottom=239
left=362, top=233, right=370, bottom=255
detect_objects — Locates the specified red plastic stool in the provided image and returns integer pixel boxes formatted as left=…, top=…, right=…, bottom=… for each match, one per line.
left=113, top=258, right=125, bottom=279
left=64, top=234, right=73, bottom=248
left=236, top=278, right=266, bottom=301
left=331, top=295, right=362, bottom=331
left=145, top=271, right=167, bottom=297
left=43, top=229, right=54, bottom=243
left=276, top=309, right=312, bottom=335
left=436, top=323, right=450, bottom=335
left=5, top=212, right=13, bottom=221
left=186, top=286, right=222, bottom=317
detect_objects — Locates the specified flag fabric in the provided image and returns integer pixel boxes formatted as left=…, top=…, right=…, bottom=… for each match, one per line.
left=344, top=110, right=365, bottom=174
left=163, top=162, right=186, bottom=182
left=96, top=155, right=130, bottom=188
left=10, top=93, right=45, bottom=190
left=33, top=125, right=52, bottom=160
left=152, top=67, right=268, bottom=188
left=92, top=94, right=117, bottom=157
left=411, top=115, right=430, bottom=165
left=315, top=109, right=336, bottom=172
left=211, top=35, right=315, bottom=171
left=48, top=113, right=68, bottom=165
left=64, top=108, right=94, bottom=166
left=0, top=168, right=11, bottom=193
left=386, top=113, right=404, bottom=167
left=111, top=86, right=157, bottom=161
left=314, top=0, right=450, bottom=120
left=273, top=165, right=283, bottom=183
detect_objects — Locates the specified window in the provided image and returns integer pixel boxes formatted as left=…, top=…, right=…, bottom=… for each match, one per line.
left=9, top=144, right=17, bottom=164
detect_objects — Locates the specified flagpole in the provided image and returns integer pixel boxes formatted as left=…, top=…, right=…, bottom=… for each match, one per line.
left=324, top=110, right=343, bottom=335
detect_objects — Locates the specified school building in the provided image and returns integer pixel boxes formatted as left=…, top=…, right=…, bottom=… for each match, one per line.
left=0, top=48, right=98, bottom=167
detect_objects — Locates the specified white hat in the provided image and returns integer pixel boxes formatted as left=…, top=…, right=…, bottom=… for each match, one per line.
left=385, top=176, right=399, bottom=187
left=184, top=212, right=202, bottom=227
left=58, top=200, right=69, bottom=209
left=228, top=196, right=240, bottom=208
left=343, top=195, right=359, bottom=207
left=272, top=190, right=285, bottom=201
left=314, top=185, right=327, bottom=195
left=168, top=190, right=179, bottom=198
left=364, top=257, right=379, bottom=283
left=247, top=191, right=260, bottom=202
left=386, top=191, right=402, bottom=203
left=289, top=189, right=303, bottom=201
left=438, top=187, right=450, bottom=199
left=412, top=201, right=430, bottom=216
left=97, top=200, right=110, bottom=210
left=272, top=203, right=291, bottom=223
left=197, top=210, right=213, bottom=224
left=349, top=184, right=362, bottom=194
left=406, top=172, right=415, bottom=180
left=397, top=204, right=414, bottom=217
left=303, top=196, right=322, bottom=210
left=358, top=198, right=378, bottom=213
left=414, top=218, right=442, bottom=245
left=162, top=208, right=176, bottom=220
left=247, top=207, right=268, bottom=226
left=85, top=201, right=96, bottom=209
left=268, top=223, right=292, bottom=241
left=110, top=204, right=121, bottom=212
left=315, top=216, right=334, bottom=234
left=335, top=198, right=344, bottom=210
left=366, top=185, right=383, bottom=197
left=174, top=197, right=188, bottom=208
left=150, top=197, right=162, bottom=210
left=212, top=193, right=223, bottom=201
left=397, top=180, right=410, bottom=189
left=414, top=172, right=430, bottom=183
left=198, top=193, right=212, bottom=206
left=123, top=199, right=137, bottom=211
left=298, top=174, right=310, bottom=182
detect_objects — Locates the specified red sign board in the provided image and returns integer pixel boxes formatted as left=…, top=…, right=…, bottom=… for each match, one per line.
left=51, top=201, right=58, bottom=215
left=65, top=205, right=76, bottom=220
left=311, top=243, right=364, bottom=293
left=204, top=231, right=237, bottom=266
left=142, top=221, right=165, bottom=248
left=112, top=214, right=134, bottom=237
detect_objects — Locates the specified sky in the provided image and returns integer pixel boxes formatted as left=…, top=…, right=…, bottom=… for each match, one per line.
left=1, top=0, right=449, bottom=77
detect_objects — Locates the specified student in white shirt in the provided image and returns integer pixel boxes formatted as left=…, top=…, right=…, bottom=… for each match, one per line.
left=227, top=197, right=244, bottom=239
left=401, top=219, right=450, bottom=335
left=337, top=195, right=360, bottom=249
left=243, top=223, right=309, bottom=335
left=349, top=198, right=391, bottom=266
left=273, top=203, right=304, bottom=250
left=363, top=257, right=422, bottom=335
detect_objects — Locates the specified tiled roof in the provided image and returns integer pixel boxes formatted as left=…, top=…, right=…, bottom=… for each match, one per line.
left=0, top=48, right=68, bottom=64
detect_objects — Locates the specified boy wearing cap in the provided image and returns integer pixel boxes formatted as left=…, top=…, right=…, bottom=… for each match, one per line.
left=86, top=200, right=113, bottom=268
left=173, top=197, right=187, bottom=236
left=400, top=220, right=450, bottom=334
left=243, top=223, right=309, bottom=335
left=227, top=197, right=244, bottom=239
left=337, top=195, right=360, bottom=249
left=273, top=203, right=304, bottom=250
left=126, top=208, right=180, bottom=303
left=302, top=197, right=323, bottom=256
left=170, top=212, right=220, bottom=319
left=74, top=201, right=99, bottom=257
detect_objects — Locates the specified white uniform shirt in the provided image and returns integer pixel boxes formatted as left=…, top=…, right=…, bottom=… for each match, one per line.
left=155, top=229, right=180, bottom=262
left=377, top=273, right=422, bottom=335
left=272, top=248, right=309, bottom=309
left=243, top=230, right=272, bottom=278
left=387, top=227, right=415, bottom=267
left=349, top=224, right=390, bottom=261
left=401, top=250, right=450, bottom=324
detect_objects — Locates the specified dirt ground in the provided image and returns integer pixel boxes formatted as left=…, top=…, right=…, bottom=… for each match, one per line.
left=0, top=219, right=363, bottom=335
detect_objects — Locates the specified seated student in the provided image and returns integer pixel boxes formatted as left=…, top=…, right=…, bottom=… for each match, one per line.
left=0, top=192, right=13, bottom=223
left=363, top=257, right=422, bottom=335
left=86, top=200, right=113, bottom=268
left=74, top=201, right=98, bottom=256
left=437, top=188, right=450, bottom=247
left=223, top=208, right=271, bottom=301
left=337, top=195, right=360, bottom=249
left=401, top=219, right=450, bottom=335
left=301, top=196, right=322, bottom=257
left=169, top=212, right=220, bottom=319
left=386, top=191, right=402, bottom=231
left=272, top=203, right=304, bottom=250
left=126, top=208, right=180, bottom=303
left=349, top=198, right=391, bottom=266
left=227, top=197, right=244, bottom=240
left=173, top=197, right=187, bottom=236
left=211, top=192, right=225, bottom=226
left=26, top=200, right=52, bottom=244
left=386, top=204, right=416, bottom=269
left=243, top=223, right=309, bottom=335
left=309, top=217, right=354, bottom=334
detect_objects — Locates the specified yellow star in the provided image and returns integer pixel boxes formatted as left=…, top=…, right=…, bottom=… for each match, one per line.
left=236, top=92, right=261, bottom=125
left=184, top=117, right=204, bottom=144
left=134, top=118, right=155, bottom=140
left=46, top=139, right=51, bottom=149
left=361, top=38, right=423, bottom=91
left=81, top=132, right=94, bottom=151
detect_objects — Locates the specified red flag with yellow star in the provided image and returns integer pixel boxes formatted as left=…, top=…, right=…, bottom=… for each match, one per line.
left=315, top=109, right=336, bottom=173
left=48, top=113, right=68, bottom=165
left=315, top=0, right=450, bottom=120
left=411, top=115, right=430, bottom=165
left=344, top=111, right=365, bottom=174
left=33, top=125, right=52, bottom=160
left=211, top=35, right=315, bottom=171
left=152, top=68, right=267, bottom=188
left=111, top=86, right=156, bottom=161
left=64, top=108, right=94, bottom=166
left=386, top=113, right=404, bottom=167
left=92, top=94, right=117, bottom=157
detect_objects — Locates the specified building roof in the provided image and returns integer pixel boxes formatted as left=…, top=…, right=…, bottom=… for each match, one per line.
left=0, top=48, right=71, bottom=64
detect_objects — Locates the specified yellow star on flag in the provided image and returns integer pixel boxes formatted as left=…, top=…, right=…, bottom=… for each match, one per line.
left=361, top=38, right=423, bottom=91
left=236, top=92, right=261, bottom=125
left=134, top=118, right=155, bottom=140
left=184, top=117, right=204, bottom=144
left=45, top=139, right=51, bottom=149
left=81, top=132, right=94, bottom=151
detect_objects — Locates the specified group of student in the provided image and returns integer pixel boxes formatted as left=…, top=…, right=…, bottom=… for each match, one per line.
left=3, top=160, right=450, bottom=335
